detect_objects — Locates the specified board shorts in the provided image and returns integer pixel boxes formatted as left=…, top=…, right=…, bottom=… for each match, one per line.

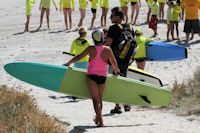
left=87, top=74, right=106, bottom=85
left=184, top=19, right=200, bottom=34
left=74, top=62, right=88, bottom=69
left=149, top=15, right=158, bottom=30
left=91, top=8, right=97, bottom=13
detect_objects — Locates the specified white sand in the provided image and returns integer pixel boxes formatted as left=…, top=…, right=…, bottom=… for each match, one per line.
left=0, top=0, right=200, bottom=132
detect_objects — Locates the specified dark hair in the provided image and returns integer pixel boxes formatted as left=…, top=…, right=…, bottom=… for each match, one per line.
left=111, top=7, right=124, bottom=20
left=176, top=0, right=181, bottom=4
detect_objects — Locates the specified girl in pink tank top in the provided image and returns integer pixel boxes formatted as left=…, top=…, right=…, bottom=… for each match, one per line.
left=65, top=29, right=119, bottom=127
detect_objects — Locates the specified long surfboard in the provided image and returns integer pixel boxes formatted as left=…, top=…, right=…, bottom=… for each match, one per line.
left=4, top=62, right=172, bottom=106
left=63, top=51, right=163, bottom=86
left=146, top=42, right=187, bottom=61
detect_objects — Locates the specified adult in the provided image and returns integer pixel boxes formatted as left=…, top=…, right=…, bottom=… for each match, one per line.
left=106, top=7, right=136, bottom=114
left=130, top=0, right=141, bottom=25
left=181, top=0, right=200, bottom=44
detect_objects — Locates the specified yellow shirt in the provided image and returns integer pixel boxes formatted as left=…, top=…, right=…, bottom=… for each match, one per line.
left=147, top=0, right=153, bottom=6
left=151, top=2, right=159, bottom=16
left=181, top=0, right=200, bottom=20
left=60, top=0, right=74, bottom=9
left=100, top=0, right=109, bottom=8
left=158, top=0, right=165, bottom=4
left=79, top=0, right=87, bottom=9
left=134, top=36, right=154, bottom=59
left=91, top=0, right=98, bottom=9
left=41, top=0, right=50, bottom=8
left=167, top=7, right=173, bottom=24
left=26, top=0, right=35, bottom=16
left=173, top=5, right=181, bottom=21
left=130, top=0, right=139, bottom=2
left=70, top=38, right=91, bottom=62
left=119, top=0, right=129, bottom=7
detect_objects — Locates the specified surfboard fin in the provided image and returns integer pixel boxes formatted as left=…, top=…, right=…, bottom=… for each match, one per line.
left=139, top=95, right=151, bottom=104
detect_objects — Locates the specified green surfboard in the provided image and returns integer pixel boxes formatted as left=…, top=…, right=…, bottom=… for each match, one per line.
left=4, top=62, right=172, bottom=106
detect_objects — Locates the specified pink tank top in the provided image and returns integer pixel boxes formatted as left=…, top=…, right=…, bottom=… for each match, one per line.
left=87, top=45, right=108, bottom=77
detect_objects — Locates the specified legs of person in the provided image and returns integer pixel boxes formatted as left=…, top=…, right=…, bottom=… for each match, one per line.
left=63, top=9, right=68, bottom=30
left=122, top=6, right=128, bottom=23
left=103, top=8, right=108, bottom=27
left=131, top=4, right=135, bottom=24
left=68, top=9, right=72, bottom=29
left=46, top=9, right=50, bottom=29
left=159, top=3, right=164, bottom=21
left=174, top=21, right=179, bottom=39
left=136, top=60, right=146, bottom=70
left=147, top=8, right=151, bottom=23
left=25, top=15, right=30, bottom=32
left=78, top=8, right=86, bottom=27
left=167, top=23, right=170, bottom=41
left=37, top=8, right=45, bottom=30
left=90, top=13, right=96, bottom=29
left=170, top=21, right=175, bottom=40
left=87, top=77, right=104, bottom=127
left=133, top=3, right=140, bottom=25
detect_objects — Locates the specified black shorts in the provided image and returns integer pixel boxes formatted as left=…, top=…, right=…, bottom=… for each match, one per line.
left=88, top=74, right=106, bottom=85
left=131, top=2, right=137, bottom=6
left=91, top=8, right=97, bottom=14
left=184, top=19, right=200, bottom=34
left=135, top=57, right=146, bottom=62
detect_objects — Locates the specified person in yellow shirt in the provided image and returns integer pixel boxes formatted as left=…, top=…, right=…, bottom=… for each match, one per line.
left=36, top=0, right=57, bottom=31
left=70, top=26, right=91, bottom=69
left=130, top=0, right=141, bottom=25
left=181, top=0, right=200, bottom=44
left=60, top=0, right=74, bottom=30
left=173, top=0, right=181, bottom=40
left=90, top=0, right=98, bottom=29
left=134, top=28, right=154, bottom=70
left=24, top=0, right=36, bottom=32
left=166, top=1, right=175, bottom=41
left=119, top=0, right=129, bottom=23
left=100, top=0, right=109, bottom=27
left=78, top=0, right=88, bottom=27
left=146, top=0, right=153, bottom=22
left=158, top=0, right=166, bottom=21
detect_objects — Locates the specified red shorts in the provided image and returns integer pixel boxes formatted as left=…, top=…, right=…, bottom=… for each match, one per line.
left=63, top=8, right=72, bottom=12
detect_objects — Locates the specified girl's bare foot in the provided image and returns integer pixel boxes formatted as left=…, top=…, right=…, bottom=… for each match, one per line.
left=97, top=123, right=104, bottom=127
left=93, top=117, right=99, bottom=125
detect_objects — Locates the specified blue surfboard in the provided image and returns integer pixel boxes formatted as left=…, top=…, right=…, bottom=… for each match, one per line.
left=146, top=42, right=187, bottom=61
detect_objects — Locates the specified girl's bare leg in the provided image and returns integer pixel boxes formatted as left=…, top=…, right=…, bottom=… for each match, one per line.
left=25, top=16, right=30, bottom=32
left=46, top=9, right=50, bottom=29
left=37, top=8, right=45, bottom=30
left=64, top=10, right=68, bottom=30
left=133, top=3, right=140, bottom=25
left=90, top=13, right=96, bottom=29
left=136, top=61, right=146, bottom=70
left=78, top=9, right=86, bottom=27
left=122, top=6, right=128, bottom=23
left=68, top=10, right=72, bottom=29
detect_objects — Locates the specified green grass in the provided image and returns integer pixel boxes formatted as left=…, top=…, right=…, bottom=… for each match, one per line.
left=0, top=85, right=67, bottom=133
left=169, top=67, right=200, bottom=116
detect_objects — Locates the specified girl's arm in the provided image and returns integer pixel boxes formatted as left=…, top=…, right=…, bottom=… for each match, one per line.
left=65, top=46, right=91, bottom=66
left=107, top=48, right=120, bottom=75
left=52, top=0, right=58, bottom=10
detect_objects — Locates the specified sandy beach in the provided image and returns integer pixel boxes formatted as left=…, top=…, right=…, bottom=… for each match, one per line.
left=1, top=0, right=200, bottom=132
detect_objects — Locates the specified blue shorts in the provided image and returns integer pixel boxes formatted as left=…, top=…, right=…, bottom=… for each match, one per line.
left=74, top=62, right=88, bottom=69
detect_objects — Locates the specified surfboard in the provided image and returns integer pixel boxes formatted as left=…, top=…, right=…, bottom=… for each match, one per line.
left=127, top=66, right=163, bottom=87
left=63, top=51, right=163, bottom=87
left=146, top=42, right=187, bottom=61
left=4, top=62, right=172, bottom=106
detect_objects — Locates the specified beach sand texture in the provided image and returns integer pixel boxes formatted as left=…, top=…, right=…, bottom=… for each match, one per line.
left=0, top=0, right=200, bottom=132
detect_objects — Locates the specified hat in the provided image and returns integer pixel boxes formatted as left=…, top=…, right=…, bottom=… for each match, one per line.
left=78, top=26, right=87, bottom=34
left=92, top=29, right=104, bottom=43
left=135, top=28, right=143, bottom=35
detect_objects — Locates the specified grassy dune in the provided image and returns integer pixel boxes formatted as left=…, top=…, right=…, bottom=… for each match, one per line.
left=169, top=67, right=200, bottom=116
left=0, top=85, right=67, bottom=133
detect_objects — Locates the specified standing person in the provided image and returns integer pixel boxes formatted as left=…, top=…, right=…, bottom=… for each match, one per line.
left=146, top=0, right=153, bottom=23
left=130, top=0, right=141, bottom=25
left=70, top=26, right=91, bottom=69
left=100, top=0, right=109, bottom=27
left=25, top=0, right=36, bottom=32
left=65, top=29, right=120, bottom=127
left=36, top=0, right=58, bottom=31
left=119, top=0, right=129, bottom=23
left=173, top=0, right=181, bottom=40
left=134, top=28, right=154, bottom=70
left=90, top=0, right=98, bottom=29
left=106, top=7, right=137, bottom=114
left=149, top=0, right=159, bottom=37
left=78, top=0, right=88, bottom=27
left=60, top=0, right=74, bottom=30
left=181, top=0, right=200, bottom=45
left=166, top=1, right=175, bottom=41
left=158, top=0, right=166, bottom=21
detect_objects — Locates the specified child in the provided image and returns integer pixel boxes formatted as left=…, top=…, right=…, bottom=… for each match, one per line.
left=149, top=0, right=159, bottom=37
left=25, top=0, right=36, bottom=32
left=166, top=1, right=175, bottom=41
left=90, top=0, right=98, bottom=29
left=130, top=0, right=141, bottom=25
left=173, top=0, right=181, bottom=40
left=78, top=0, right=88, bottom=27
left=70, top=26, right=91, bottom=69
left=134, top=28, right=154, bottom=70
left=146, top=0, right=153, bottom=23
left=60, top=0, right=74, bottom=30
left=119, top=0, right=129, bottom=23
left=65, top=29, right=120, bottom=127
left=100, top=0, right=109, bottom=27
left=158, top=0, right=166, bottom=21
left=37, top=0, right=58, bottom=31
